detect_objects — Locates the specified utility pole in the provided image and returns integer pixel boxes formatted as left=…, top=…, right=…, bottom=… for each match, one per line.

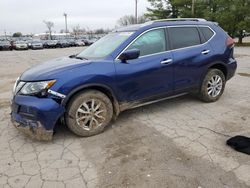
left=4, top=29, right=7, bottom=40
left=63, top=13, right=68, bottom=37
left=135, top=0, right=138, bottom=24
left=192, top=0, right=195, bottom=17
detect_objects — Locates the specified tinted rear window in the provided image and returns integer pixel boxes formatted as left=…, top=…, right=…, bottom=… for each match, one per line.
left=199, top=27, right=214, bottom=41
left=169, top=27, right=201, bottom=50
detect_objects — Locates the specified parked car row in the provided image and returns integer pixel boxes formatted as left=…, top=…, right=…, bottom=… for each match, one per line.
left=0, top=38, right=96, bottom=51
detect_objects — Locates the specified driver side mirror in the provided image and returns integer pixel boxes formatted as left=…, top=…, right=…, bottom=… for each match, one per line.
left=118, top=49, right=140, bottom=62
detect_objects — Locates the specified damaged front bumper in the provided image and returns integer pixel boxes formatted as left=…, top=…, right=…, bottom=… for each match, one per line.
left=11, top=118, right=53, bottom=141
left=11, top=95, right=65, bottom=141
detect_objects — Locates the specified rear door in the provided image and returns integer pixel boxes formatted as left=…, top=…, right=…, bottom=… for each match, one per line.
left=168, top=26, right=214, bottom=92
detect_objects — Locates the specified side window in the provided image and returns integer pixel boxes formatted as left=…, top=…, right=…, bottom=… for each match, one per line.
left=199, top=27, right=214, bottom=42
left=126, top=28, right=166, bottom=57
left=169, top=27, right=201, bottom=50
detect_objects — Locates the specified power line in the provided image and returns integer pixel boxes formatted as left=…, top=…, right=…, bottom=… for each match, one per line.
left=4, top=29, right=7, bottom=39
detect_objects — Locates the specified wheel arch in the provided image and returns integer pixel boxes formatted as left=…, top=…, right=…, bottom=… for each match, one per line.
left=62, top=84, right=120, bottom=117
left=208, top=62, right=228, bottom=79
left=198, top=62, right=228, bottom=92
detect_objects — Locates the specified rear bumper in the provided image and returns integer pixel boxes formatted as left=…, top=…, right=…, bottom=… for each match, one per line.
left=227, top=58, right=237, bottom=80
left=11, top=95, right=65, bottom=141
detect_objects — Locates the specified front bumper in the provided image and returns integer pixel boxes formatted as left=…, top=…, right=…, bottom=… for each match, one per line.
left=1, top=45, right=11, bottom=50
left=11, top=118, right=53, bottom=141
left=11, top=95, right=65, bottom=141
left=16, top=47, right=28, bottom=50
left=32, top=45, right=43, bottom=49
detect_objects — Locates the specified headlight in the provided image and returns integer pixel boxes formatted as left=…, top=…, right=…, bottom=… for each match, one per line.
left=19, top=80, right=56, bottom=96
left=13, top=77, right=20, bottom=94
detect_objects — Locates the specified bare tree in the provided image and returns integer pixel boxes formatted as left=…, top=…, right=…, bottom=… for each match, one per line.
left=43, top=20, right=54, bottom=40
left=72, top=25, right=81, bottom=38
left=117, top=15, right=147, bottom=26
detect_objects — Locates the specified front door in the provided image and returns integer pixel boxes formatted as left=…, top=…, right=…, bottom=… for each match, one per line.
left=114, top=28, right=174, bottom=103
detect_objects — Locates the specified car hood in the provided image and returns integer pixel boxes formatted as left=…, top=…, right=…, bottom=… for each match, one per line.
left=21, top=57, right=91, bottom=81
left=48, top=42, right=57, bottom=45
left=16, top=43, right=27, bottom=46
left=32, top=43, right=43, bottom=45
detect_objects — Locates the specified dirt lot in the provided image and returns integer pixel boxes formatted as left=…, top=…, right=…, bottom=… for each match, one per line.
left=0, top=47, right=250, bottom=188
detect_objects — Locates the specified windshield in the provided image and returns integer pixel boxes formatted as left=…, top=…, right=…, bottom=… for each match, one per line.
left=15, top=41, right=25, bottom=44
left=77, top=32, right=133, bottom=60
left=32, top=40, right=41, bottom=43
left=0, top=41, right=9, bottom=45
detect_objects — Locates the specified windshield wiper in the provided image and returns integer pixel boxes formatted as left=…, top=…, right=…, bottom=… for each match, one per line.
left=75, top=56, right=88, bottom=60
left=69, top=55, right=88, bottom=60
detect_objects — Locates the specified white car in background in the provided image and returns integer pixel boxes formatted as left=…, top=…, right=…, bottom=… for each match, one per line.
left=13, top=41, right=28, bottom=50
left=30, top=40, right=43, bottom=50
left=75, top=40, right=85, bottom=46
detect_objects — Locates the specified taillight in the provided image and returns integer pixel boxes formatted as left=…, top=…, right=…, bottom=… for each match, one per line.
left=226, top=37, right=235, bottom=47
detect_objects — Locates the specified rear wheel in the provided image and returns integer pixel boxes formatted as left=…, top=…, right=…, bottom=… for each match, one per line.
left=199, top=69, right=226, bottom=102
left=66, top=90, right=113, bottom=137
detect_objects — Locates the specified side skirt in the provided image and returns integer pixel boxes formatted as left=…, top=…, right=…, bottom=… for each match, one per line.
left=119, top=92, right=188, bottom=112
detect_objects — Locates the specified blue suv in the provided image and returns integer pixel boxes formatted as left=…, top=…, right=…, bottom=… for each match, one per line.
left=11, top=18, right=237, bottom=140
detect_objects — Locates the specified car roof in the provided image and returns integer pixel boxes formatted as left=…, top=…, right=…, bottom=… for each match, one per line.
left=114, top=18, right=215, bottom=32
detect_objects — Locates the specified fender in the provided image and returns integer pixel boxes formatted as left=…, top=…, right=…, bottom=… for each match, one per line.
left=199, top=61, right=228, bottom=88
left=61, top=83, right=121, bottom=117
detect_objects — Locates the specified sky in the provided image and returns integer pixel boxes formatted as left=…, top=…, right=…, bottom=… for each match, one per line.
left=0, top=0, right=151, bottom=35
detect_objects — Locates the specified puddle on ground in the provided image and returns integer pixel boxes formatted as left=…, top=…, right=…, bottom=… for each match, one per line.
left=238, top=73, right=250, bottom=77
left=235, top=54, right=250, bottom=58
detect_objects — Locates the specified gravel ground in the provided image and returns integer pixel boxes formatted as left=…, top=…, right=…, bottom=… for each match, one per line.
left=0, top=47, right=249, bottom=188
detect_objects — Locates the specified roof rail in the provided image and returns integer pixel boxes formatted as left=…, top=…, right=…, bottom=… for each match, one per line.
left=152, top=18, right=207, bottom=23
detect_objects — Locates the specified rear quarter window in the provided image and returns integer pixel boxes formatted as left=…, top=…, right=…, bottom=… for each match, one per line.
left=199, top=27, right=215, bottom=42
left=168, top=27, right=201, bottom=50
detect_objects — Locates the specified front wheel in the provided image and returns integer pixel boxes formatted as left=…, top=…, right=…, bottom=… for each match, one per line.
left=66, top=90, right=113, bottom=137
left=199, top=69, right=226, bottom=102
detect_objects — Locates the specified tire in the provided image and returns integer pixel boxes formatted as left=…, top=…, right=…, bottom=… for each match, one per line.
left=66, top=90, right=113, bottom=137
left=199, top=69, right=226, bottom=103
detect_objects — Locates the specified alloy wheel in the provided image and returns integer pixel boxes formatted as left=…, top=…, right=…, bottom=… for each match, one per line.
left=207, top=75, right=223, bottom=98
left=76, top=99, right=106, bottom=131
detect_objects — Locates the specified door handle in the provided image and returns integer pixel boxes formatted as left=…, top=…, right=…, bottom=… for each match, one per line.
left=161, top=59, right=173, bottom=65
left=202, top=50, right=210, bottom=55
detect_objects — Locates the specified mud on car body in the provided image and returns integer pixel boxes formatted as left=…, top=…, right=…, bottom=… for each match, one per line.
left=11, top=18, right=237, bottom=141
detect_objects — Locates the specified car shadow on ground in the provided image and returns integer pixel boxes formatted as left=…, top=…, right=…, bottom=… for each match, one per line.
left=53, top=94, right=199, bottom=139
